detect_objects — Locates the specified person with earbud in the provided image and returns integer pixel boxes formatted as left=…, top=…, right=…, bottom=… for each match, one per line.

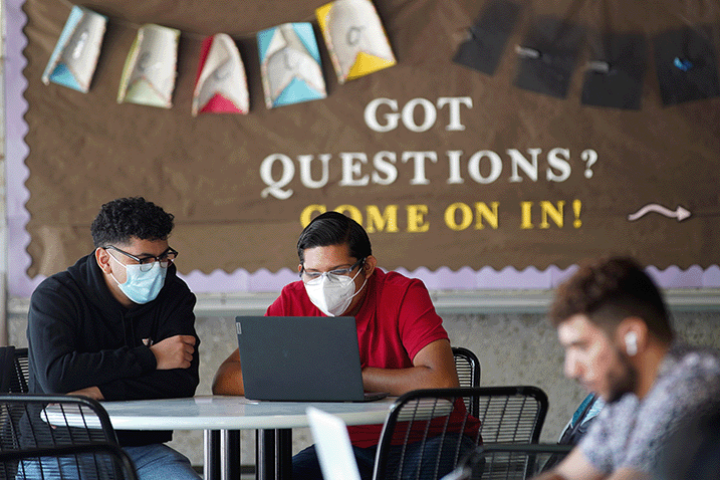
left=533, top=256, right=720, bottom=480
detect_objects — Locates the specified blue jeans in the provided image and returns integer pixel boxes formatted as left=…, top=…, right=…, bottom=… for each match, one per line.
left=17, top=443, right=200, bottom=480
left=293, top=435, right=476, bottom=480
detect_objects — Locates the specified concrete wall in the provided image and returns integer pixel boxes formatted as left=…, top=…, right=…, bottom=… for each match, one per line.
left=9, top=308, right=720, bottom=467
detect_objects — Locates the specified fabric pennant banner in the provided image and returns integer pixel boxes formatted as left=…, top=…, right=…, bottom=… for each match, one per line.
left=192, top=33, right=249, bottom=116
left=653, top=26, right=720, bottom=106
left=41, top=6, right=107, bottom=93
left=257, top=23, right=327, bottom=109
left=581, top=32, right=647, bottom=110
left=316, top=0, right=396, bottom=84
left=453, top=0, right=522, bottom=76
left=117, top=24, right=180, bottom=109
left=513, top=16, right=585, bottom=99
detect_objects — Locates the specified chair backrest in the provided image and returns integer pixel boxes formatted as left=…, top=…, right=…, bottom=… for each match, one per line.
left=450, top=443, right=574, bottom=480
left=0, top=347, right=16, bottom=393
left=475, top=386, right=548, bottom=444
left=0, top=394, right=121, bottom=479
left=0, top=443, right=139, bottom=480
left=372, top=386, right=548, bottom=480
left=10, top=348, right=29, bottom=394
left=452, top=347, right=481, bottom=388
left=452, top=347, right=482, bottom=417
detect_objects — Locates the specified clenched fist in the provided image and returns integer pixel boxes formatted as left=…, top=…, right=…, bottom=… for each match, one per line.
left=150, top=335, right=196, bottom=370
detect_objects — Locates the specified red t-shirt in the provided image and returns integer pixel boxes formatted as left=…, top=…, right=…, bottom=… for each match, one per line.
left=266, top=268, right=481, bottom=448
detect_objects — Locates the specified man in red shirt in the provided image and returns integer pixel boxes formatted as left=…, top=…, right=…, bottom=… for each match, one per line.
left=213, top=211, right=477, bottom=479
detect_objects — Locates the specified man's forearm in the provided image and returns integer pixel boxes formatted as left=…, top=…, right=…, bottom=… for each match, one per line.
left=212, top=361, right=245, bottom=395
left=99, top=365, right=199, bottom=401
left=532, top=471, right=567, bottom=480
left=67, top=386, right=104, bottom=400
left=362, top=365, right=458, bottom=396
left=533, top=448, right=605, bottom=480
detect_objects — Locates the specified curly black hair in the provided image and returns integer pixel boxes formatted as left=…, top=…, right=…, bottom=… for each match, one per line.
left=549, top=256, right=673, bottom=344
left=91, top=197, right=174, bottom=247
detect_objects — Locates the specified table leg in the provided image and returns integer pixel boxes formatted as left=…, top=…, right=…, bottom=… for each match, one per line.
left=257, top=429, right=293, bottom=480
left=256, top=429, right=275, bottom=480
left=276, top=429, right=292, bottom=480
left=221, top=430, right=241, bottom=480
left=204, top=430, right=221, bottom=480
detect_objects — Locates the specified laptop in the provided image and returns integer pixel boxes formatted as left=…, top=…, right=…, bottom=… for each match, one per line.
left=235, top=316, right=388, bottom=402
left=307, top=407, right=363, bottom=480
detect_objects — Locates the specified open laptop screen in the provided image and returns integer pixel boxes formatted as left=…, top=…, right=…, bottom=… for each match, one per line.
left=236, top=316, right=386, bottom=402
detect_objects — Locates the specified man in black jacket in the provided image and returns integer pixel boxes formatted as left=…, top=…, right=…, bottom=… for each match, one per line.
left=27, top=197, right=201, bottom=479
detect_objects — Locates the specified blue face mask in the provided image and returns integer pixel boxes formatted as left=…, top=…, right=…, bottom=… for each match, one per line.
left=109, top=253, right=168, bottom=304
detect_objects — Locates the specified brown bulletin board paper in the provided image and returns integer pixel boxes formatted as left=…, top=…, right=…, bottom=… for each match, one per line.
left=22, top=0, right=720, bottom=277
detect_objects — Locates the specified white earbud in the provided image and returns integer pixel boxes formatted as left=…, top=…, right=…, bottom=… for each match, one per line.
left=625, top=331, right=638, bottom=356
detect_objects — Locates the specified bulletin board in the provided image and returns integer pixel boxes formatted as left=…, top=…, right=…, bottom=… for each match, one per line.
left=6, top=0, right=720, bottom=297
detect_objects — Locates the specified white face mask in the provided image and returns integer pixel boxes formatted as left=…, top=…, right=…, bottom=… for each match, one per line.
left=108, top=252, right=168, bottom=304
left=304, top=268, right=367, bottom=316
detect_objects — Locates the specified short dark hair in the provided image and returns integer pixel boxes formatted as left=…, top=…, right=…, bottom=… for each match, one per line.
left=549, top=256, right=674, bottom=344
left=296, top=212, right=372, bottom=264
left=91, top=197, right=175, bottom=247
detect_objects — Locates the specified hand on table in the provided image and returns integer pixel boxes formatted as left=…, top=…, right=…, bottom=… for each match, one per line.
left=67, top=386, right=104, bottom=400
left=150, top=334, right=196, bottom=370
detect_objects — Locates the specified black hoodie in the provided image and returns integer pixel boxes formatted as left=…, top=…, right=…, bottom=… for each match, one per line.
left=27, top=253, right=200, bottom=446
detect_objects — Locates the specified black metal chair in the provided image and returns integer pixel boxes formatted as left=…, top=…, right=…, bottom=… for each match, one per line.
left=372, top=386, right=548, bottom=480
left=0, top=394, right=128, bottom=479
left=452, top=347, right=482, bottom=417
left=9, top=348, right=29, bottom=394
left=448, top=443, right=574, bottom=480
left=452, top=347, right=481, bottom=388
left=0, top=442, right=140, bottom=480
left=475, top=386, right=548, bottom=444
left=0, top=347, right=16, bottom=393
left=0, top=346, right=28, bottom=394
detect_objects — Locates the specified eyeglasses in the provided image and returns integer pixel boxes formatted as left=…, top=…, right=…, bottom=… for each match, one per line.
left=103, top=245, right=178, bottom=272
left=300, top=258, right=365, bottom=283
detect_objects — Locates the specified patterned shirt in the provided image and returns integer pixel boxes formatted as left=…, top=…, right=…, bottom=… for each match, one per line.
left=579, top=344, right=720, bottom=475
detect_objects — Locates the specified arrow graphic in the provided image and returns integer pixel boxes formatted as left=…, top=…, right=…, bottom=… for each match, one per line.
left=627, top=204, right=691, bottom=222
